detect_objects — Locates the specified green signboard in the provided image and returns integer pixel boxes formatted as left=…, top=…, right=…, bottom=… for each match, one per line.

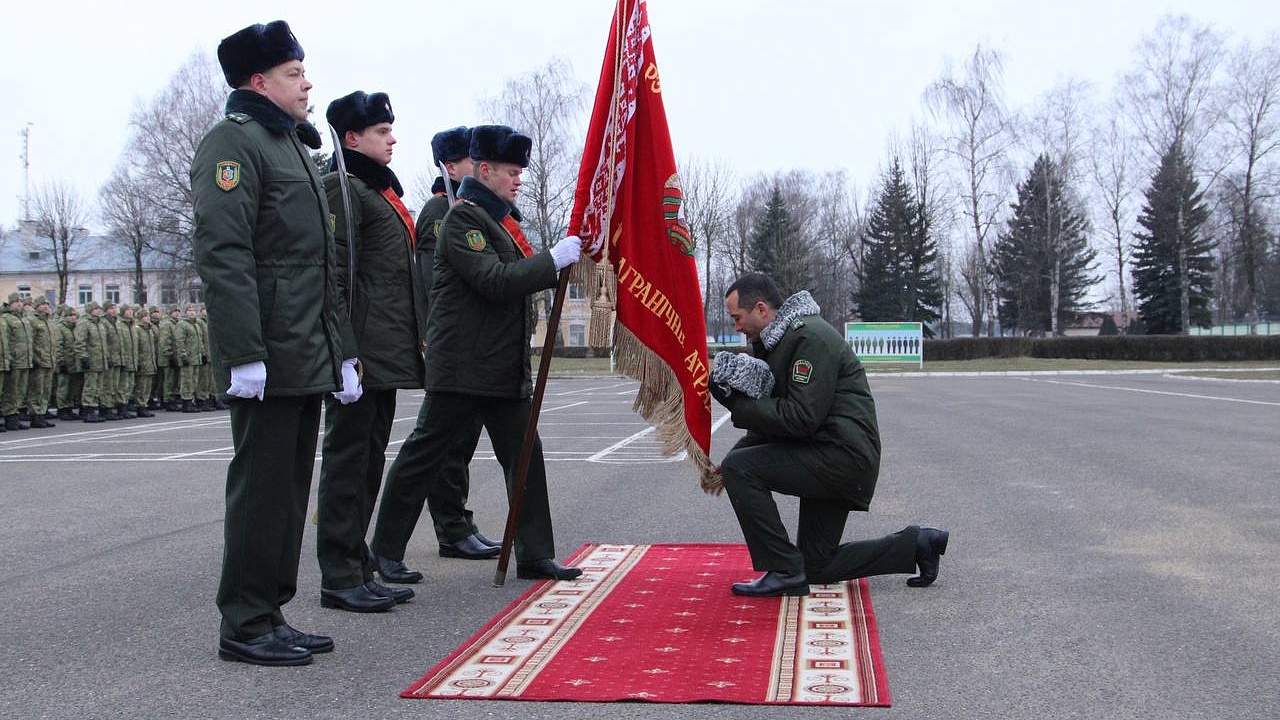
left=844, top=322, right=923, bottom=366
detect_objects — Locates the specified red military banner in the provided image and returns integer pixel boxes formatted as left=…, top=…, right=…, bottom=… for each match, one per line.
left=568, top=0, right=715, bottom=489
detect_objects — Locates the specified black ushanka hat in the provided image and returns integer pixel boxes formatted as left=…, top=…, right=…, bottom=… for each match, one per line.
left=431, top=126, right=472, bottom=166
left=217, top=20, right=306, bottom=88
left=326, top=91, right=395, bottom=136
left=469, top=125, right=532, bottom=168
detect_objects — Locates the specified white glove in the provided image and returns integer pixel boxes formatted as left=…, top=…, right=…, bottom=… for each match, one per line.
left=332, top=357, right=363, bottom=405
left=227, top=361, right=267, bottom=401
left=550, top=235, right=583, bottom=270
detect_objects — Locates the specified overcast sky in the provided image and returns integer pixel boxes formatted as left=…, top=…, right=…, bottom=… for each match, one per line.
left=2, top=0, right=1276, bottom=231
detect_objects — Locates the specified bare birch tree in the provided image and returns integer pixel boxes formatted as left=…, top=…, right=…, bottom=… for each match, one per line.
left=681, top=155, right=736, bottom=319
left=1089, top=109, right=1142, bottom=318
left=478, top=57, right=588, bottom=251
left=124, top=51, right=226, bottom=269
left=99, top=169, right=164, bottom=303
left=27, top=180, right=91, bottom=304
left=1214, top=33, right=1280, bottom=330
left=925, top=45, right=1018, bottom=335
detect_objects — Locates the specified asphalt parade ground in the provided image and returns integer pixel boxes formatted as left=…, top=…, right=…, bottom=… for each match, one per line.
left=1, top=373, right=1277, bottom=720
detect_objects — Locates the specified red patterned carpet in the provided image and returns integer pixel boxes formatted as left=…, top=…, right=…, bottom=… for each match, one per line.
left=403, top=543, right=891, bottom=706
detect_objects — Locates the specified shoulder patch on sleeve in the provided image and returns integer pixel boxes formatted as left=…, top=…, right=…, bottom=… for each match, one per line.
left=465, top=229, right=487, bottom=251
left=791, top=359, right=813, bottom=384
left=215, top=161, right=241, bottom=191
left=433, top=219, right=443, bottom=238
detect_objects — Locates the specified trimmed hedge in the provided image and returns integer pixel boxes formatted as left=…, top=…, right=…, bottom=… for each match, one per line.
left=923, top=335, right=1280, bottom=362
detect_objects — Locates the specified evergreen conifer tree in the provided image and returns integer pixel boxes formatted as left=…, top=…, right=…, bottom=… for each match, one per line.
left=748, top=186, right=810, bottom=297
left=993, top=154, right=1097, bottom=335
left=1132, top=141, right=1215, bottom=334
left=855, top=158, right=942, bottom=331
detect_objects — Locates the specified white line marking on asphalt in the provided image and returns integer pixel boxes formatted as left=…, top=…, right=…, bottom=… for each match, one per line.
left=1025, top=378, right=1280, bottom=406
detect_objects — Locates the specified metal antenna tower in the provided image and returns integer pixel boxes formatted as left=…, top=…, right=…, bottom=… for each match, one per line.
left=19, top=122, right=32, bottom=221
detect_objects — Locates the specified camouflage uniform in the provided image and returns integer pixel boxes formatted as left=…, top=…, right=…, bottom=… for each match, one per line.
left=131, top=306, right=157, bottom=417
left=55, top=306, right=83, bottom=420
left=73, top=301, right=108, bottom=423
left=100, top=302, right=124, bottom=420
left=117, top=305, right=139, bottom=418
left=24, top=297, right=58, bottom=427
left=176, top=306, right=202, bottom=411
left=160, top=307, right=183, bottom=408
left=195, top=307, right=214, bottom=408
left=147, top=306, right=165, bottom=409
left=2, top=294, right=35, bottom=430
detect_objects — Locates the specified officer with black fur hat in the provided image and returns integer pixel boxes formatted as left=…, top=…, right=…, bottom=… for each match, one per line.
left=371, top=125, right=501, bottom=571
left=371, top=125, right=585, bottom=583
left=313, top=89, right=423, bottom=613
left=192, top=19, right=359, bottom=667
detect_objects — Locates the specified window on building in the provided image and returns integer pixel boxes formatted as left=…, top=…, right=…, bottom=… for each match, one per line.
left=16, top=283, right=31, bottom=299
left=78, top=284, right=93, bottom=305
left=28, top=251, right=40, bottom=260
left=568, top=282, right=585, bottom=300
left=188, top=284, right=204, bottom=304
left=105, top=284, right=121, bottom=304
left=568, top=323, right=586, bottom=347
left=160, top=284, right=176, bottom=305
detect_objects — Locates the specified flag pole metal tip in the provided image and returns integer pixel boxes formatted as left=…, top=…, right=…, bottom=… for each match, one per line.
left=492, top=570, right=507, bottom=587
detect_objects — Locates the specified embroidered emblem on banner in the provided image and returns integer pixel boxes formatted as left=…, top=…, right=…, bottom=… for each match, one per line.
left=465, top=230, right=487, bottom=251
left=792, top=360, right=813, bottom=384
left=215, top=161, right=241, bottom=191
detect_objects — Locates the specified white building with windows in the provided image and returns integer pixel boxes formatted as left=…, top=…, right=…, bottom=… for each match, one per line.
left=0, top=224, right=201, bottom=309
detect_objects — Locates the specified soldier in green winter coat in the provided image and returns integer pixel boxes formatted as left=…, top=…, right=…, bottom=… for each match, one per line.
left=192, top=19, right=358, bottom=667
left=160, top=305, right=184, bottom=409
left=710, top=273, right=949, bottom=598
left=24, top=297, right=58, bottom=427
left=0, top=298, right=7, bottom=433
left=147, top=306, right=165, bottom=409
left=99, top=301, right=124, bottom=420
left=2, top=293, right=35, bottom=430
left=55, top=306, right=82, bottom=420
left=194, top=306, right=216, bottom=409
left=131, top=305, right=157, bottom=417
left=116, top=305, right=139, bottom=418
left=175, top=305, right=202, bottom=412
left=371, top=125, right=586, bottom=583
left=312, top=91, right=423, bottom=613
left=74, top=301, right=108, bottom=423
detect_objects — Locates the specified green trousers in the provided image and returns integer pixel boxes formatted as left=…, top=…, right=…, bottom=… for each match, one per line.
left=372, top=392, right=556, bottom=564
left=217, top=395, right=322, bottom=641
left=58, top=371, right=84, bottom=410
left=79, top=370, right=102, bottom=408
left=132, top=372, right=154, bottom=406
left=25, top=367, right=53, bottom=415
left=1, top=367, right=30, bottom=416
left=720, top=441, right=916, bottom=580
left=316, top=389, right=397, bottom=589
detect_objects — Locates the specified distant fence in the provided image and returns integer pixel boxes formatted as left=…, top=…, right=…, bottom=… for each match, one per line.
left=845, top=322, right=923, bottom=367
left=1189, top=321, right=1279, bottom=336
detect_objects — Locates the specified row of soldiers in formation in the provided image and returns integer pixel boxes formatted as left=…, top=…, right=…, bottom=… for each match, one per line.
left=0, top=293, right=228, bottom=431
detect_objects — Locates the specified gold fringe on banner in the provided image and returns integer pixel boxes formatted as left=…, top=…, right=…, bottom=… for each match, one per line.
left=611, top=315, right=721, bottom=493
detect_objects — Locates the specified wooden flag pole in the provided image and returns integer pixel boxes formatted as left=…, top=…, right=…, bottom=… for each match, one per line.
left=493, top=268, right=572, bottom=587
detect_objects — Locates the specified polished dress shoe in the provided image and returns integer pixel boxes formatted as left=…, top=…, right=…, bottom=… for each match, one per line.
left=374, top=555, right=423, bottom=584
left=516, top=558, right=583, bottom=580
left=907, top=527, right=950, bottom=587
left=731, top=571, right=810, bottom=597
left=364, top=580, right=414, bottom=604
left=272, top=623, right=334, bottom=654
left=218, top=632, right=313, bottom=666
left=439, top=534, right=501, bottom=560
left=473, top=532, right=501, bottom=549
left=320, top=584, right=396, bottom=612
